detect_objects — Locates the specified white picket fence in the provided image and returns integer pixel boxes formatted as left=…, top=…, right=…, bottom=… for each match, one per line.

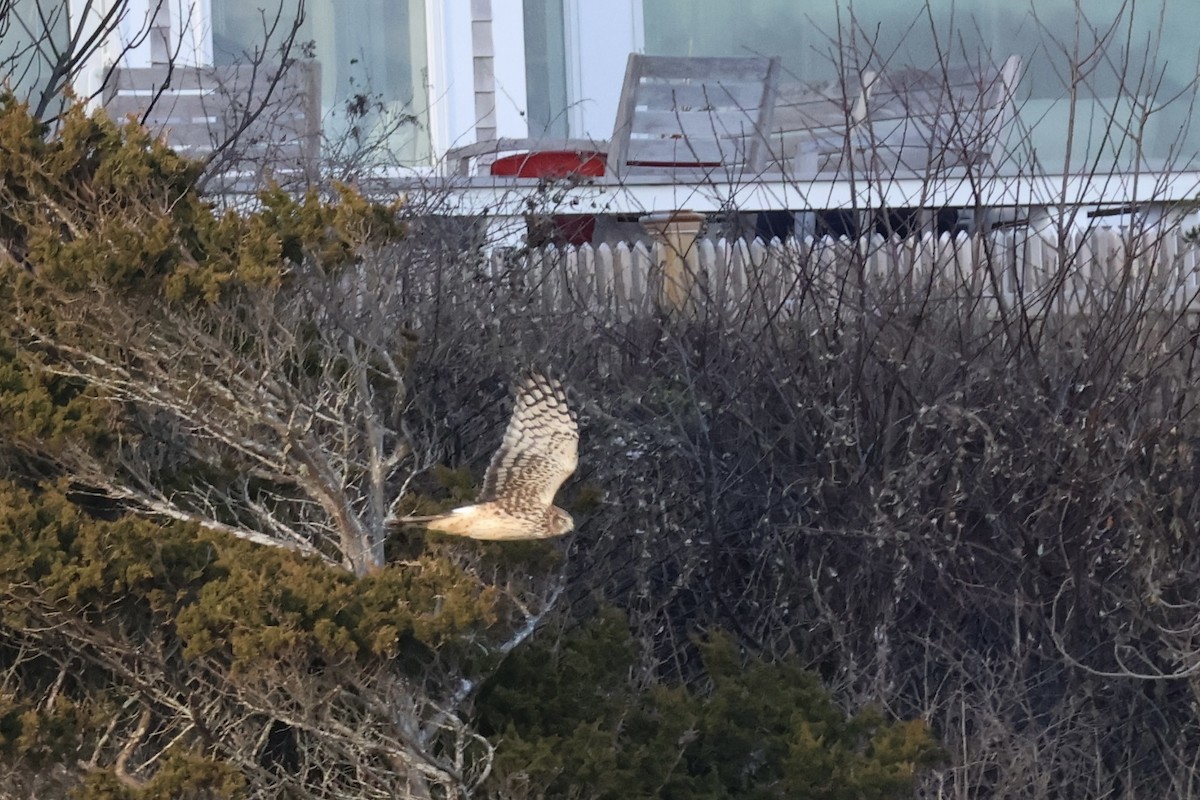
left=466, top=228, right=1200, bottom=323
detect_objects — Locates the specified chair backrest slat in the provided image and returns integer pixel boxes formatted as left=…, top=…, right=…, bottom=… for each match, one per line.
left=609, top=54, right=780, bottom=176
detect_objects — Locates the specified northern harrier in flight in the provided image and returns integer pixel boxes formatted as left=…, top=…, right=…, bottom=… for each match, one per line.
left=390, top=372, right=578, bottom=540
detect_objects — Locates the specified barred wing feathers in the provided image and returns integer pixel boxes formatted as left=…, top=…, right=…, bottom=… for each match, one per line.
left=478, top=372, right=578, bottom=516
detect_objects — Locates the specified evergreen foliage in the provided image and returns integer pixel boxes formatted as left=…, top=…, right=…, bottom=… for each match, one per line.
left=0, top=481, right=494, bottom=797
left=476, top=610, right=941, bottom=799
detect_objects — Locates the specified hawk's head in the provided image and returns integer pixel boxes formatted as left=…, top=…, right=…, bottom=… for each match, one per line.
left=547, top=506, right=575, bottom=536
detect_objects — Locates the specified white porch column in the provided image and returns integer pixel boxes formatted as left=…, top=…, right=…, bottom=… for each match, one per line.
left=563, top=0, right=643, bottom=140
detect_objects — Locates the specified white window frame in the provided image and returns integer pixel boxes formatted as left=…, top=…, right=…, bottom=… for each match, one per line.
left=423, top=1, right=474, bottom=161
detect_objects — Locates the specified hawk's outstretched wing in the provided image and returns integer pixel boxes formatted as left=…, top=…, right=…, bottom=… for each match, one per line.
left=478, top=372, right=578, bottom=515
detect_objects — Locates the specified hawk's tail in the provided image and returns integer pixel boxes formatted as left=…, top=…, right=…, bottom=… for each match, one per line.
left=385, top=514, right=442, bottom=528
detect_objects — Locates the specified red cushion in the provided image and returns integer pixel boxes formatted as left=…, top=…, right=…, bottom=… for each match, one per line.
left=490, top=150, right=607, bottom=177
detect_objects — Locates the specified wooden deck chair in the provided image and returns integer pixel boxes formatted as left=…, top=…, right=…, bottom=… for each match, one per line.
left=606, top=54, right=781, bottom=177
left=443, top=54, right=781, bottom=179
left=764, top=71, right=878, bottom=176
left=104, top=61, right=322, bottom=183
left=854, top=55, right=1023, bottom=175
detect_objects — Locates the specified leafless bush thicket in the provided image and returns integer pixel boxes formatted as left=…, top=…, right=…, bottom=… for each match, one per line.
left=387, top=5, right=1200, bottom=796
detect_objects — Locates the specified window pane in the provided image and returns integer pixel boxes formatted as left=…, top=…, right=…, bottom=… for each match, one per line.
left=643, top=0, right=1200, bottom=174
left=212, top=0, right=431, bottom=166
